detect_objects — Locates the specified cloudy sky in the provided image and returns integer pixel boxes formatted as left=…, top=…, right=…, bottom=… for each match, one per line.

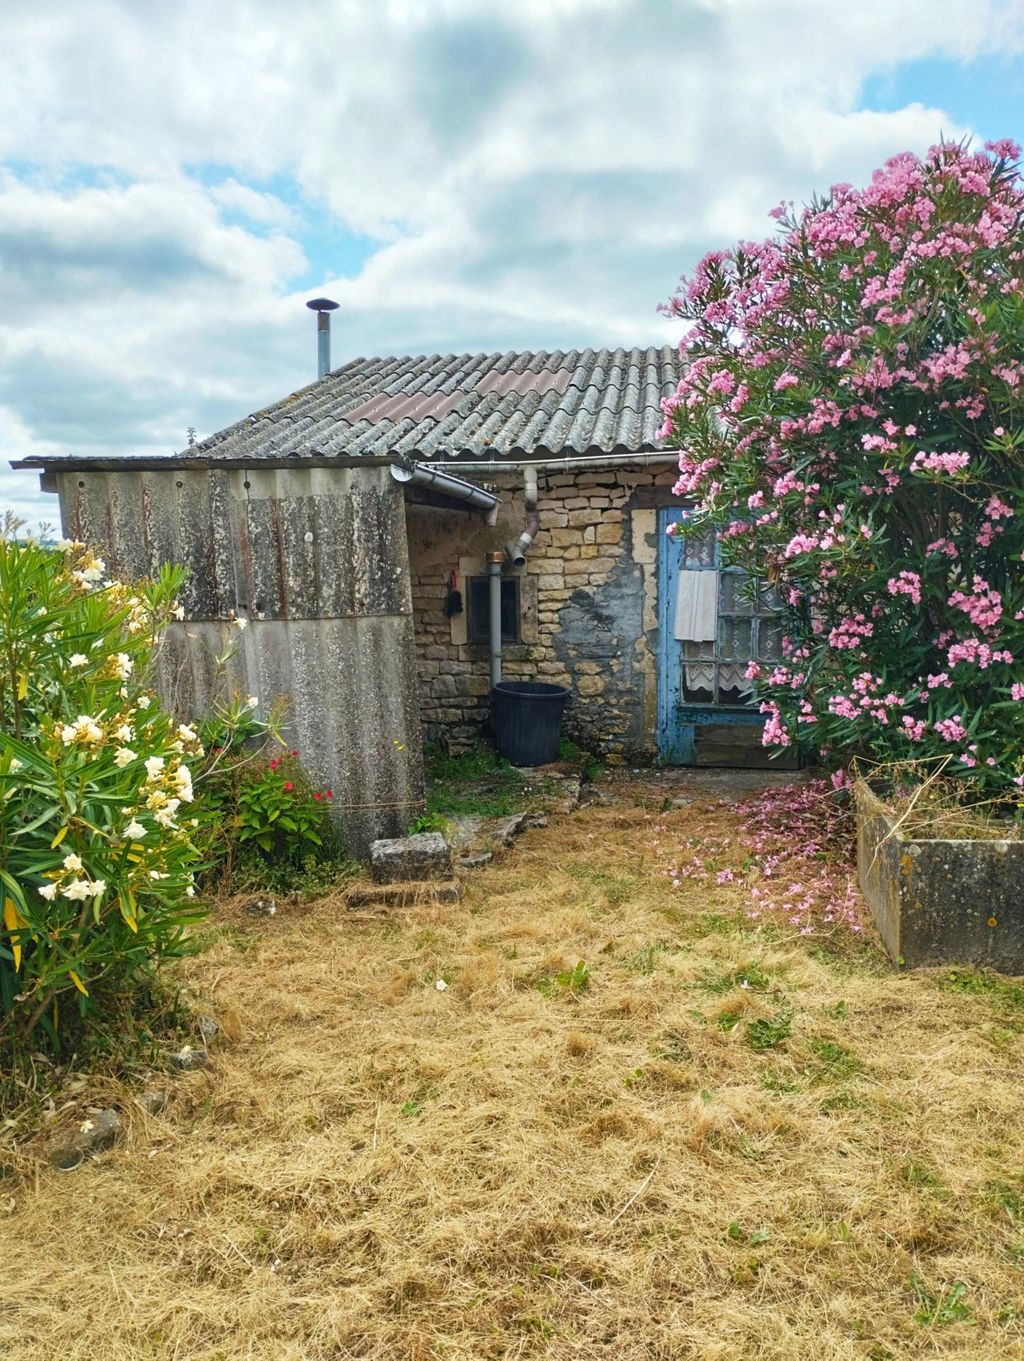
left=2, top=0, right=1024, bottom=525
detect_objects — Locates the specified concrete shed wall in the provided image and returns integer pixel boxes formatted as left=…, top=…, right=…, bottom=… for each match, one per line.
left=56, top=464, right=424, bottom=855
left=406, top=464, right=680, bottom=763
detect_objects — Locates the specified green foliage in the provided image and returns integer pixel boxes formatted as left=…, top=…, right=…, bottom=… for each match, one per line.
left=424, top=737, right=529, bottom=818
left=197, top=723, right=350, bottom=893
left=700, top=964, right=770, bottom=994
left=908, top=1274, right=975, bottom=1328
left=726, top=1221, right=771, bottom=1246
left=745, top=1009, right=794, bottom=1052
left=983, top=1177, right=1024, bottom=1224
left=806, top=1037, right=863, bottom=1080
left=235, top=753, right=324, bottom=856
left=536, top=960, right=590, bottom=999
left=557, top=736, right=601, bottom=782
left=408, top=811, right=452, bottom=837
left=0, top=533, right=207, bottom=1054
left=938, top=968, right=1024, bottom=1012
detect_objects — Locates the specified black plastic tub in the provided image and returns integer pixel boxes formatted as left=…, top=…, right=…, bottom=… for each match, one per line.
left=491, top=682, right=569, bottom=766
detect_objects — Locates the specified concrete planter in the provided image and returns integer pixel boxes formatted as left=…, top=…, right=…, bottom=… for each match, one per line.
left=855, top=780, right=1024, bottom=971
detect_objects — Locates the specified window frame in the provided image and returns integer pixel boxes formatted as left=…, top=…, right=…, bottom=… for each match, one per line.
left=466, top=574, right=522, bottom=645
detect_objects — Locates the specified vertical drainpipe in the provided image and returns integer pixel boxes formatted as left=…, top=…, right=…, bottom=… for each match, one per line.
left=306, top=297, right=339, bottom=379
left=487, top=550, right=505, bottom=688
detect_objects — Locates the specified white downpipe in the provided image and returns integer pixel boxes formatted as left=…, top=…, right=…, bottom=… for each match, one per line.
left=505, top=464, right=540, bottom=566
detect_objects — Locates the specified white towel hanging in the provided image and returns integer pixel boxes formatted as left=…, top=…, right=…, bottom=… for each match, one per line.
left=674, top=569, right=719, bottom=643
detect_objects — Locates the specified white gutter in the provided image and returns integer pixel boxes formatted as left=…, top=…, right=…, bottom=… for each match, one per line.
left=390, top=457, right=499, bottom=514
left=419, top=451, right=678, bottom=475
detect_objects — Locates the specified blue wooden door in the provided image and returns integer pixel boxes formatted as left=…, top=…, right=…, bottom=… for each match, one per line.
left=657, top=508, right=795, bottom=768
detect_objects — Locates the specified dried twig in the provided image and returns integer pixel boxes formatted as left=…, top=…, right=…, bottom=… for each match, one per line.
left=608, top=1156, right=660, bottom=1227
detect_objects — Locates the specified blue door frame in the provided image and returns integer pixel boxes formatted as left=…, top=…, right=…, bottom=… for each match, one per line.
left=656, top=507, right=768, bottom=765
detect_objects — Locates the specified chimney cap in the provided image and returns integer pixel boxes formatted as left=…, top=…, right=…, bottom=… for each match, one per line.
left=306, top=297, right=339, bottom=312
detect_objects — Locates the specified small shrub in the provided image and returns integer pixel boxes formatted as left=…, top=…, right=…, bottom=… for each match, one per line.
left=200, top=742, right=347, bottom=894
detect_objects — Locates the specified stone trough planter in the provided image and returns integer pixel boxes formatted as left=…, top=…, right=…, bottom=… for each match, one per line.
left=855, top=779, right=1024, bottom=971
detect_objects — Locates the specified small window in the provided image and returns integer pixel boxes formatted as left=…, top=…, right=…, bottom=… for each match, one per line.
left=467, top=576, right=520, bottom=643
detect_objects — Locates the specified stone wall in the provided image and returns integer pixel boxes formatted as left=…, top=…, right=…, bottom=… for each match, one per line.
left=405, top=463, right=680, bottom=764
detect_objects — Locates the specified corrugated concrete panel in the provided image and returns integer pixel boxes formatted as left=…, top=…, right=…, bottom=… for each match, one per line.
left=55, top=465, right=424, bottom=857
left=160, top=618, right=424, bottom=855
left=59, top=468, right=241, bottom=619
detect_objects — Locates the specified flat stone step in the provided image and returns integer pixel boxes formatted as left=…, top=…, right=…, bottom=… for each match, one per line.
left=346, top=880, right=460, bottom=910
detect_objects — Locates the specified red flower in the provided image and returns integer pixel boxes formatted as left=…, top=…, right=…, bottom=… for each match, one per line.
left=283, top=781, right=293, bottom=792
left=326, top=789, right=333, bottom=799
left=313, top=791, right=322, bottom=801
left=290, top=750, right=298, bottom=758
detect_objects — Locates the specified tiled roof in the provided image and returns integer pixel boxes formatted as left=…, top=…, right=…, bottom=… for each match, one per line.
left=188, top=346, right=684, bottom=463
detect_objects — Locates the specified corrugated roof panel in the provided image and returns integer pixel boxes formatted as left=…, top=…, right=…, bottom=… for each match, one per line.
left=26, top=347, right=684, bottom=470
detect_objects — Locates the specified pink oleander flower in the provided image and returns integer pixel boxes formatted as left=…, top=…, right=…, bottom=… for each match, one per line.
left=910, top=449, right=970, bottom=475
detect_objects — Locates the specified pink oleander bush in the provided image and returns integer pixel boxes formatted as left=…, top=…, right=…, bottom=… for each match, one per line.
left=660, top=139, right=1024, bottom=796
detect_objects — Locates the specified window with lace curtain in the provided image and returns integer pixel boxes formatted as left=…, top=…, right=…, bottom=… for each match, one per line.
left=674, top=528, right=784, bottom=705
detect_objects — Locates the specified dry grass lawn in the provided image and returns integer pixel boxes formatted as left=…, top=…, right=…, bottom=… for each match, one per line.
left=4, top=779, right=1024, bottom=1360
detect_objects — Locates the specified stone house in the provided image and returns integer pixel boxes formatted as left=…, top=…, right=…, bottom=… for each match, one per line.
left=14, top=342, right=790, bottom=852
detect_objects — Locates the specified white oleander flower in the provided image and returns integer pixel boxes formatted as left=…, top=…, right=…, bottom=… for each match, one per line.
left=124, top=819, right=146, bottom=839
left=234, top=617, right=247, bottom=631
left=136, top=695, right=151, bottom=709
left=114, top=724, right=133, bottom=742
left=246, top=695, right=258, bottom=708
left=69, top=653, right=88, bottom=668
left=144, top=756, right=165, bottom=780
left=113, top=748, right=137, bottom=768
left=63, top=853, right=83, bottom=872
left=62, top=715, right=103, bottom=745
left=61, top=878, right=91, bottom=901
left=38, top=883, right=57, bottom=900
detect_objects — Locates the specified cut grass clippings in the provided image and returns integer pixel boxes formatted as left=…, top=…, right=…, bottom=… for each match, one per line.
left=3, top=782, right=1024, bottom=1359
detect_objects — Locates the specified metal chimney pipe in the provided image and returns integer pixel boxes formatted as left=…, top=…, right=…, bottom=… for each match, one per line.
left=305, top=297, right=339, bottom=379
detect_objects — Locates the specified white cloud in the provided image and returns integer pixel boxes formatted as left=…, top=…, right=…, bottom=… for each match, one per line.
left=0, top=0, right=1021, bottom=524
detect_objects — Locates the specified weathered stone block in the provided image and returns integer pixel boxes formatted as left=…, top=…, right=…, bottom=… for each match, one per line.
left=855, top=780, right=1024, bottom=970
left=596, top=523, right=623, bottom=545
left=371, top=832, right=453, bottom=883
